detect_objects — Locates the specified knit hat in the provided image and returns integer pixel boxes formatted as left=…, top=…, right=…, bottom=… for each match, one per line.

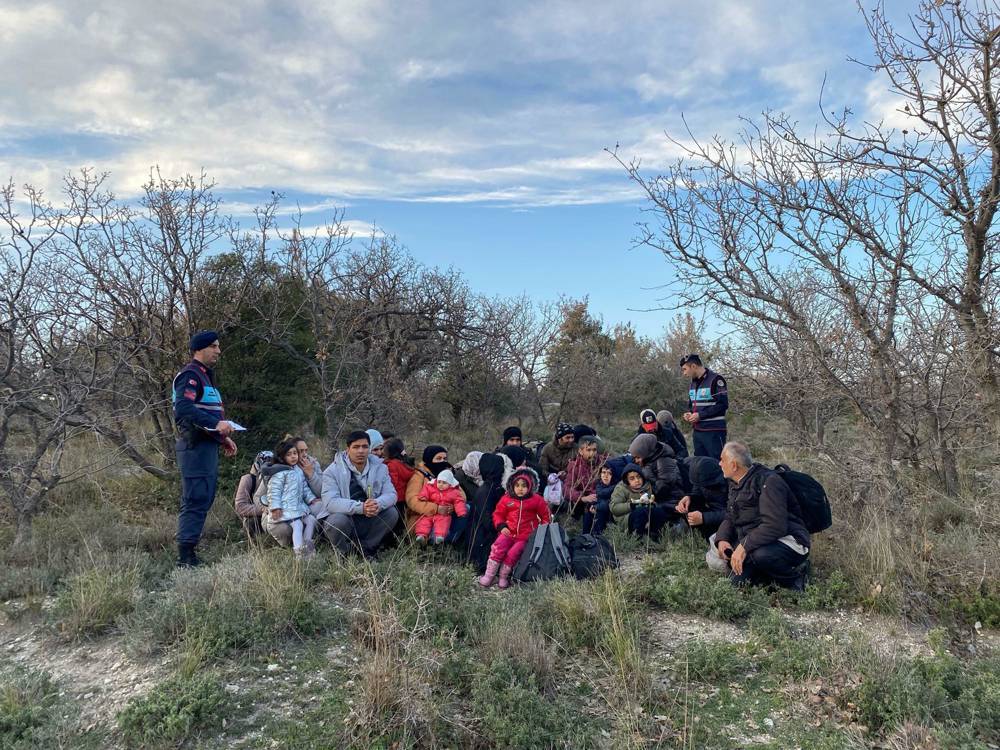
left=640, top=409, right=658, bottom=433
left=656, top=410, right=674, bottom=427
left=422, top=444, right=446, bottom=465
left=435, top=469, right=459, bottom=487
left=572, top=424, right=597, bottom=441
left=554, top=422, right=575, bottom=440
left=365, top=429, right=384, bottom=449
left=628, top=433, right=659, bottom=461
left=189, top=330, right=219, bottom=352
left=252, top=450, right=274, bottom=474
left=502, top=426, right=523, bottom=443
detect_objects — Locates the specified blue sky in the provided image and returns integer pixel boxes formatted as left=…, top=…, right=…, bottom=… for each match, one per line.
left=1, top=1, right=915, bottom=336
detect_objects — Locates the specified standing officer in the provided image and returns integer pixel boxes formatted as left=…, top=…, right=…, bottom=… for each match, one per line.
left=680, top=354, right=728, bottom=461
left=172, top=330, right=237, bottom=567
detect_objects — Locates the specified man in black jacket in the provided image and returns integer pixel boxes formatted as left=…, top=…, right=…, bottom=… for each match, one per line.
left=714, top=442, right=810, bottom=590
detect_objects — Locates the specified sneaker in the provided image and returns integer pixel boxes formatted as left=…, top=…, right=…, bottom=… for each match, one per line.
left=433, top=537, right=445, bottom=545
left=416, top=535, right=427, bottom=545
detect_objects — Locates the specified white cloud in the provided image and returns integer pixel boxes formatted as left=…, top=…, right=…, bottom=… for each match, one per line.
left=0, top=0, right=879, bottom=206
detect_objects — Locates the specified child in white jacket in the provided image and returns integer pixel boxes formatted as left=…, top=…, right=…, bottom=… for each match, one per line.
left=268, top=439, right=319, bottom=558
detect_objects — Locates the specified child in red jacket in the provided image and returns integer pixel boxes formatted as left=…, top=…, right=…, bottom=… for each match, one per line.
left=414, top=469, right=467, bottom=544
left=480, top=467, right=550, bottom=590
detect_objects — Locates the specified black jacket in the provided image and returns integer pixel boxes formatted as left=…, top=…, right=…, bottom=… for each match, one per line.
left=466, top=454, right=506, bottom=573
left=634, top=424, right=689, bottom=461
left=683, top=456, right=727, bottom=539
left=716, top=464, right=810, bottom=553
left=628, top=435, right=684, bottom=508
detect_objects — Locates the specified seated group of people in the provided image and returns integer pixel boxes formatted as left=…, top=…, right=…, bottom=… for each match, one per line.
left=233, top=411, right=810, bottom=591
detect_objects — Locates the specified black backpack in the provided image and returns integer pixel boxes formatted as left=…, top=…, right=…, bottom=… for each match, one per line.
left=568, top=534, right=618, bottom=580
left=513, top=523, right=572, bottom=583
left=774, top=464, right=831, bottom=534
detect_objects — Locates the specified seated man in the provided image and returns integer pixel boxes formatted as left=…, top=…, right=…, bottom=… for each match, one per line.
left=676, top=456, right=727, bottom=540
left=713, top=442, right=810, bottom=590
left=563, top=435, right=608, bottom=523
left=498, top=426, right=522, bottom=450
left=319, top=430, right=399, bottom=558
left=539, top=422, right=577, bottom=477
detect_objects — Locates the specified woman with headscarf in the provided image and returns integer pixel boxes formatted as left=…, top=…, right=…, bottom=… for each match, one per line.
left=404, top=444, right=462, bottom=533
left=466, top=452, right=507, bottom=573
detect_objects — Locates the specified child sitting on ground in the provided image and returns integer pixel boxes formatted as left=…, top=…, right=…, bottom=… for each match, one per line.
left=585, top=464, right=616, bottom=536
left=609, top=463, right=669, bottom=541
left=480, top=467, right=551, bottom=590
left=413, top=469, right=467, bottom=544
left=267, top=438, right=320, bottom=559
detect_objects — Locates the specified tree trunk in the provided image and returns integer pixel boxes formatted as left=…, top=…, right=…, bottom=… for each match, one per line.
left=13, top=510, right=33, bottom=548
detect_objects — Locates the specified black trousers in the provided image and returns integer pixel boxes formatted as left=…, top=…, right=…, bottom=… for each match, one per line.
left=729, top=540, right=808, bottom=590
left=693, top=430, right=726, bottom=461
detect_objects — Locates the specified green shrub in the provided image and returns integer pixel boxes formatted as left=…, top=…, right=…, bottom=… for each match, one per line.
left=531, top=578, right=605, bottom=650
left=0, top=666, right=60, bottom=747
left=675, top=641, right=753, bottom=683
left=125, top=551, right=333, bottom=663
left=468, top=655, right=598, bottom=749
left=51, top=550, right=145, bottom=638
left=639, top=553, right=766, bottom=622
left=852, top=651, right=1000, bottom=740
left=117, top=673, right=225, bottom=748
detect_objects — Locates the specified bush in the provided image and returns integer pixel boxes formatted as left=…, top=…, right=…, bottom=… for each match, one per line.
left=852, top=651, right=1000, bottom=741
left=125, top=551, right=333, bottom=664
left=0, top=666, right=60, bottom=748
left=638, top=551, right=767, bottom=622
left=117, top=673, right=225, bottom=748
left=676, top=641, right=753, bottom=683
left=51, top=550, right=145, bottom=638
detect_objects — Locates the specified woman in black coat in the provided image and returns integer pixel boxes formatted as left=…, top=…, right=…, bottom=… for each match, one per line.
left=465, top=453, right=506, bottom=573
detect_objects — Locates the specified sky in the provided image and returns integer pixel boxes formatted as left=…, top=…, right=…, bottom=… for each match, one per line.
left=0, top=1, right=915, bottom=337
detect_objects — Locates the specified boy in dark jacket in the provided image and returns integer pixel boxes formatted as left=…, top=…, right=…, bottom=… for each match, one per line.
left=675, top=456, right=727, bottom=540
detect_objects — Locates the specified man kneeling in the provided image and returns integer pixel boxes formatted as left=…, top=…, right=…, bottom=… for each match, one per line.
left=319, top=430, right=399, bottom=558
left=713, top=442, right=810, bottom=591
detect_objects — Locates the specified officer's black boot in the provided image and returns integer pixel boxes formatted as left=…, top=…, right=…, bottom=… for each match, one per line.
left=176, top=542, right=201, bottom=568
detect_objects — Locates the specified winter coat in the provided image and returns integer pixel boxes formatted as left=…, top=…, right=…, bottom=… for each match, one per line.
left=492, top=468, right=551, bottom=540
left=268, top=465, right=316, bottom=521
left=609, top=468, right=655, bottom=520
left=320, top=453, right=397, bottom=515
left=628, top=434, right=684, bottom=508
left=595, top=478, right=616, bottom=505
left=683, top=456, right=728, bottom=538
left=716, top=464, right=810, bottom=553
left=417, top=482, right=468, bottom=517
left=467, top=453, right=506, bottom=573
left=385, top=457, right=416, bottom=505
left=405, top=462, right=466, bottom=530
left=234, top=472, right=265, bottom=519
left=563, top=452, right=609, bottom=504
left=539, top=440, right=576, bottom=476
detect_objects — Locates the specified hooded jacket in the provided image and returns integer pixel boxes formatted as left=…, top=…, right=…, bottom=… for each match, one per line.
left=628, top=434, right=684, bottom=507
left=609, top=464, right=655, bottom=519
left=716, top=463, right=810, bottom=553
left=683, top=456, right=728, bottom=537
left=563, top=450, right=610, bottom=504
left=385, top=457, right=416, bottom=504
left=492, top=467, right=551, bottom=540
left=320, top=452, right=397, bottom=515
left=268, top=464, right=316, bottom=521
left=467, top=453, right=507, bottom=572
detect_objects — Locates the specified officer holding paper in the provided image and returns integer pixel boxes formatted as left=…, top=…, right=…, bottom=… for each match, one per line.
left=172, top=330, right=238, bottom=567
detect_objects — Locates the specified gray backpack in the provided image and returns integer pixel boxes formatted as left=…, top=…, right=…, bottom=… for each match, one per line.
left=513, top=523, right=572, bottom=583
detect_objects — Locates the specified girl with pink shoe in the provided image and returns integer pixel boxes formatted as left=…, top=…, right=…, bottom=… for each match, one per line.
left=479, top=467, right=550, bottom=590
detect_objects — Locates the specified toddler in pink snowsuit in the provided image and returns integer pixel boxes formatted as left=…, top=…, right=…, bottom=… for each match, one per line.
left=414, top=469, right=467, bottom=543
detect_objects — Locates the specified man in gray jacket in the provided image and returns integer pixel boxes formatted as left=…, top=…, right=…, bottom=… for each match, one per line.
left=320, top=430, right=399, bottom=557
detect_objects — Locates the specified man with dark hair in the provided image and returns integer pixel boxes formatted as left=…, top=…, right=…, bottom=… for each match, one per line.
left=563, top=435, right=608, bottom=527
left=172, top=330, right=238, bottom=567
left=319, top=430, right=398, bottom=557
left=714, top=442, right=810, bottom=590
left=539, top=422, right=577, bottom=476
left=500, top=426, right=523, bottom=448
left=680, top=354, right=729, bottom=461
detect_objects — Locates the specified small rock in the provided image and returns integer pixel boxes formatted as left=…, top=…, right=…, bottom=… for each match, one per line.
left=763, top=718, right=774, bottom=729
left=266, top=664, right=280, bottom=672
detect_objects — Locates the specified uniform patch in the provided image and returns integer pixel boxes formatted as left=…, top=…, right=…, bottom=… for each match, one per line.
left=188, top=379, right=197, bottom=386
left=717, top=378, right=726, bottom=388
